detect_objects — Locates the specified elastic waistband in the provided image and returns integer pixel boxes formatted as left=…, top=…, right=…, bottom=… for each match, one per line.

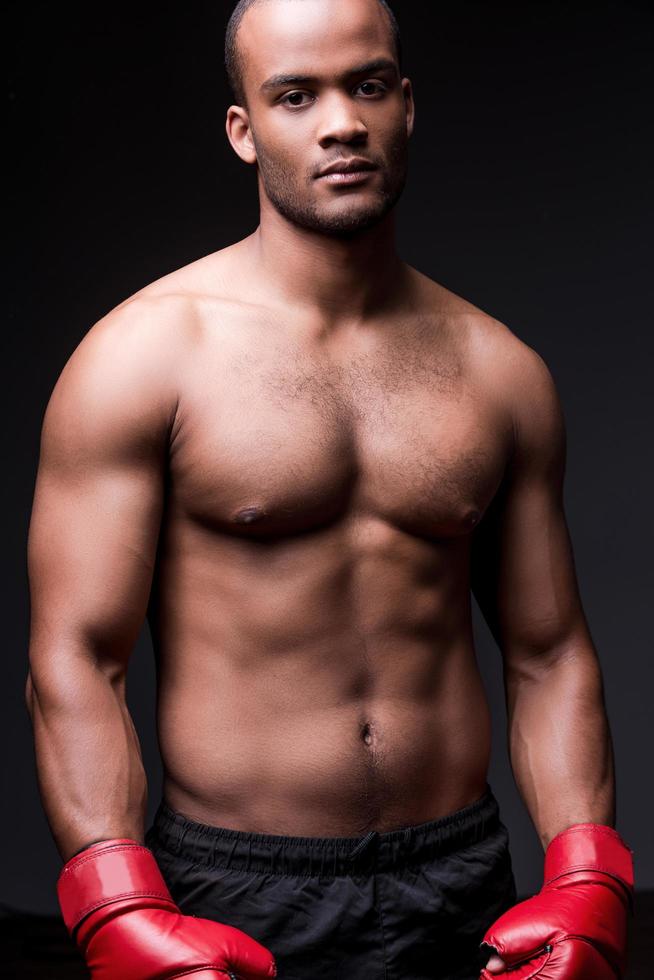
left=147, top=783, right=501, bottom=877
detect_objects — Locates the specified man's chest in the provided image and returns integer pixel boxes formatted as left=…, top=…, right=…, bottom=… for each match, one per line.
left=167, top=325, right=512, bottom=542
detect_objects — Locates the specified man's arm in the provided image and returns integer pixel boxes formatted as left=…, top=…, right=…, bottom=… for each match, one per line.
left=26, top=299, right=177, bottom=861
left=471, top=341, right=614, bottom=849
left=472, top=339, right=633, bottom=978
left=26, top=298, right=278, bottom=979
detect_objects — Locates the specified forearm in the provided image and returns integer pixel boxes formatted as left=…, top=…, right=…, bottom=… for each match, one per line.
left=505, top=649, right=615, bottom=850
left=26, top=652, right=148, bottom=862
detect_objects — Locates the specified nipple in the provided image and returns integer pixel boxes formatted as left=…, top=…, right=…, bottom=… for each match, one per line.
left=234, top=506, right=265, bottom=524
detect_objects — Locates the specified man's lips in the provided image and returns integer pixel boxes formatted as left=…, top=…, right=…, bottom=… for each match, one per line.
left=318, top=170, right=377, bottom=185
left=316, top=157, right=378, bottom=177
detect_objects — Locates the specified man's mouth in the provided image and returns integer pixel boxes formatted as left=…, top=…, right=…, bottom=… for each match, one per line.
left=316, top=157, right=378, bottom=180
left=317, top=170, right=376, bottom=186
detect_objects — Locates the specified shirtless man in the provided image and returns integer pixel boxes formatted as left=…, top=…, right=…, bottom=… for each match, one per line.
left=25, top=1, right=634, bottom=978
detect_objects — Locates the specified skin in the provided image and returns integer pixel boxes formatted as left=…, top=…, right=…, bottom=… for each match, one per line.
left=26, top=0, right=616, bottom=975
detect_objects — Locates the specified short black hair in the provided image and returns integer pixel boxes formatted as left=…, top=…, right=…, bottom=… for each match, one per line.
left=224, top=0, right=403, bottom=107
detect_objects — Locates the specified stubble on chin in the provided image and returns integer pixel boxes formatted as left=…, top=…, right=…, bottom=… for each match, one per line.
left=252, top=134, right=408, bottom=238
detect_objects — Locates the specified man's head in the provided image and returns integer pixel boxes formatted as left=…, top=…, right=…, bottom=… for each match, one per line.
left=225, top=0, right=403, bottom=110
left=224, top=0, right=414, bottom=238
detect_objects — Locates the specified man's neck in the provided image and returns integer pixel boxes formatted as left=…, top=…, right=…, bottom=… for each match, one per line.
left=247, top=198, right=409, bottom=328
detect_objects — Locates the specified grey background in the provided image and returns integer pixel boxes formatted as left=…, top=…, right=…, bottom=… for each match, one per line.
left=5, top=0, right=653, bottom=915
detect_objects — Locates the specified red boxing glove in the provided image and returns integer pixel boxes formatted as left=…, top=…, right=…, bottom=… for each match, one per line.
left=57, top=838, right=278, bottom=980
left=479, top=823, right=635, bottom=978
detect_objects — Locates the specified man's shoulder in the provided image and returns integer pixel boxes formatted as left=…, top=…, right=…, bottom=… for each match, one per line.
left=77, top=241, right=247, bottom=360
left=447, top=302, right=563, bottom=462
left=50, top=243, right=251, bottom=429
left=413, top=268, right=548, bottom=373
left=46, top=291, right=197, bottom=445
left=463, top=305, right=560, bottom=435
left=69, top=292, right=193, bottom=385
left=413, top=269, right=561, bottom=434
left=124, top=240, right=245, bottom=307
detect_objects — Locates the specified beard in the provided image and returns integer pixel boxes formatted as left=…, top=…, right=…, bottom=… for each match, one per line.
left=251, top=129, right=409, bottom=238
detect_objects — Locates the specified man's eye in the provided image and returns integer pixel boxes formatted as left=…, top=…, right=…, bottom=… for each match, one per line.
left=280, top=91, right=313, bottom=108
left=356, top=81, right=386, bottom=97
left=279, top=82, right=386, bottom=109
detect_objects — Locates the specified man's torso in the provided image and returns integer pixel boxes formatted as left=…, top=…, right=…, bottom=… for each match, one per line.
left=130, top=243, right=517, bottom=836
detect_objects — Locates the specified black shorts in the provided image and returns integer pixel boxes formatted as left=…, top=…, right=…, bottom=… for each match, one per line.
left=144, top=782, right=517, bottom=980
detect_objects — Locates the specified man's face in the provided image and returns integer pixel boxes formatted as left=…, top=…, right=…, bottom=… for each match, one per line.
left=230, top=0, right=414, bottom=238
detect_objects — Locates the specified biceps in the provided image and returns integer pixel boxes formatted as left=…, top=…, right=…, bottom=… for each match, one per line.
left=28, top=457, right=164, bottom=669
left=472, top=477, right=587, bottom=664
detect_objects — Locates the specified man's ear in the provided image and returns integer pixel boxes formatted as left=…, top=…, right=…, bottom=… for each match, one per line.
left=402, top=77, right=415, bottom=139
left=226, top=105, right=257, bottom=165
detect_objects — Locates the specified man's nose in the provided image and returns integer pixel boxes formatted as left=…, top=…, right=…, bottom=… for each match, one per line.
left=316, top=93, right=368, bottom=145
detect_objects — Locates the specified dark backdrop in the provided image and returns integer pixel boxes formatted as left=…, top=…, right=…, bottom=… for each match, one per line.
left=5, top=0, right=653, bottom=915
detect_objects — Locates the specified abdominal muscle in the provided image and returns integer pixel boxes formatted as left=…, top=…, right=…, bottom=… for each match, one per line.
left=150, top=501, right=494, bottom=836
left=155, top=620, right=493, bottom=837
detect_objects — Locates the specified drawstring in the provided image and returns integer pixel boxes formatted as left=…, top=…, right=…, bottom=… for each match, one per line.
left=175, top=826, right=188, bottom=856
left=348, top=830, right=379, bottom=860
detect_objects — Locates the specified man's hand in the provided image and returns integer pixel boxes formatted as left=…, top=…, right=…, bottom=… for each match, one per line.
left=478, top=823, right=634, bottom=978
left=482, top=951, right=507, bottom=973
left=58, top=838, right=278, bottom=980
